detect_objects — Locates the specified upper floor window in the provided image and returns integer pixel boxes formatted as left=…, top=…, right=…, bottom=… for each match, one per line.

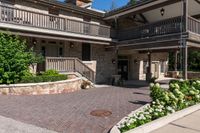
left=1, top=0, right=15, bottom=5
left=49, top=7, right=59, bottom=16
left=83, top=17, right=91, bottom=34
left=48, top=7, right=59, bottom=22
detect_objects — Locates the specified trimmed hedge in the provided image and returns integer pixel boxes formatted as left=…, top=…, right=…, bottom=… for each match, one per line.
left=19, top=75, right=68, bottom=83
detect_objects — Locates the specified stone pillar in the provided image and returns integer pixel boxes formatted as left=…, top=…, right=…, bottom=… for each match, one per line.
left=146, top=52, right=152, bottom=81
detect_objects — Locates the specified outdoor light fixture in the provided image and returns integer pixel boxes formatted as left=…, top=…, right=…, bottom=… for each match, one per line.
left=134, top=59, right=138, bottom=64
left=33, top=39, right=37, bottom=46
left=160, top=8, right=165, bottom=16
left=112, top=59, right=116, bottom=64
left=70, top=42, right=74, bottom=48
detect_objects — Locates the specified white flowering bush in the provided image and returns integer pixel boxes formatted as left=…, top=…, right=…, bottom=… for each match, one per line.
left=119, top=79, right=200, bottom=133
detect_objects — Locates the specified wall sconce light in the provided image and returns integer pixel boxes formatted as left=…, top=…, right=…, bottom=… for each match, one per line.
left=160, top=8, right=165, bottom=16
left=32, top=39, right=37, bottom=46
left=134, top=59, right=138, bottom=64
left=70, top=42, right=74, bottom=48
left=112, top=59, right=116, bottom=64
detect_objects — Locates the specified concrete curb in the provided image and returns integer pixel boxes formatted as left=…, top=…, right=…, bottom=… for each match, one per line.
left=110, top=103, right=200, bottom=133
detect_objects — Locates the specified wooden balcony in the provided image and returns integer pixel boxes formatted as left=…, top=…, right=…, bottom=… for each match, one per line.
left=188, top=16, right=200, bottom=35
left=117, top=16, right=183, bottom=41
left=0, top=5, right=110, bottom=38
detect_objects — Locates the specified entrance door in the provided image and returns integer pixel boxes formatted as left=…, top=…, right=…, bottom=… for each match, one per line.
left=82, top=43, right=91, bottom=61
left=118, top=60, right=129, bottom=80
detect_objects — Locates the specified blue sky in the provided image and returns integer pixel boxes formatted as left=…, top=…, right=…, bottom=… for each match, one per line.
left=92, top=0, right=129, bottom=11
left=59, top=0, right=129, bottom=11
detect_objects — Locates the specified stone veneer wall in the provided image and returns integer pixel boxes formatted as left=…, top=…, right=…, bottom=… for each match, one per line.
left=91, top=45, right=116, bottom=83
left=0, top=78, right=82, bottom=95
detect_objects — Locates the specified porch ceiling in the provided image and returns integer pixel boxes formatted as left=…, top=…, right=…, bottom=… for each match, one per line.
left=105, top=0, right=200, bottom=22
left=143, top=0, right=200, bottom=23
left=104, top=0, right=181, bottom=20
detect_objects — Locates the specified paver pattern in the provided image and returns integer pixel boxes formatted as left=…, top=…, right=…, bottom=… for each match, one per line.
left=0, top=86, right=150, bottom=133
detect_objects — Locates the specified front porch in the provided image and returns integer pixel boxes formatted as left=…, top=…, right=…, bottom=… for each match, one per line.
left=26, top=37, right=116, bottom=83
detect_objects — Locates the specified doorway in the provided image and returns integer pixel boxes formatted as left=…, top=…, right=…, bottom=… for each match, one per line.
left=82, top=43, right=91, bottom=61
left=118, top=60, right=129, bottom=80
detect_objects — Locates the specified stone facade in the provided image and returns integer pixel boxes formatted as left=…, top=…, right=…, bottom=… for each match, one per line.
left=0, top=78, right=82, bottom=95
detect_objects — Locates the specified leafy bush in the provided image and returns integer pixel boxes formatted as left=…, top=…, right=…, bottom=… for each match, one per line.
left=0, top=33, right=42, bottom=84
left=119, top=79, right=200, bottom=133
left=42, top=69, right=59, bottom=76
left=20, top=75, right=68, bottom=83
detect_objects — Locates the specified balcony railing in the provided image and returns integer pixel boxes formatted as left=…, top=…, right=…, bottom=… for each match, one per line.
left=45, top=57, right=95, bottom=82
left=0, top=5, right=111, bottom=38
left=188, top=16, right=200, bottom=35
left=117, top=16, right=183, bottom=41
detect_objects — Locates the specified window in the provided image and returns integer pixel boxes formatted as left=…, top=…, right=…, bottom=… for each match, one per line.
left=59, top=47, right=63, bottom=57
left=1, top=0, right=15, bottom=5
left=83, top=17, right=91, bottom=34
left=48, top=7, right=59, bottom=22
left=49, top=8, right=59, bottom=16
left=41, top=46, right=46, bottom=56
left=1, top=0, right=14, bottom=21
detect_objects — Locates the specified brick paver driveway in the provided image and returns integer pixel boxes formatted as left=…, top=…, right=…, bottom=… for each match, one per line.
left=0, top=86, right=150, bottom=133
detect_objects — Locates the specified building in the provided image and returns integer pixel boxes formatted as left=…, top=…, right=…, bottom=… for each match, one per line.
left=0, top=0, right=199, bottom=83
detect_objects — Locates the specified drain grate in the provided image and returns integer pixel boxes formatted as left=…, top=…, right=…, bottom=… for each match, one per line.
left=90, top=109, right=112, bottom=117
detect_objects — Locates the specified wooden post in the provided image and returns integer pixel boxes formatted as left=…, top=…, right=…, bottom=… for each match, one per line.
left=146, top=51, right=152, bottom=81
left=183, top=0, right=188, bottom=32
left=174, top=50, right=178, bottom=71
left=183, top=40, right=188, bottom=80
left=115, top=46, right=119, bottom=75
left=182, top=0, right=188, bottom=79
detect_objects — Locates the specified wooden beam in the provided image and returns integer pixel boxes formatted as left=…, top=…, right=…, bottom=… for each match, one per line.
left=139, top=13, right=148, bottom=23
left=192, top=14, right=200, bottom=19
left=194, top=0, right=200, bottom=5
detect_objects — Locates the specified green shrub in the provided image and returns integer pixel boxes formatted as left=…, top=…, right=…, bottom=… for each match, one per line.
left=20, top=75, right=68, bottom=83
left=0, top=33, right=42, bottom=84
left=120, top=79, right=200, bottom=132
left=42, top=69, right=59, bottom=76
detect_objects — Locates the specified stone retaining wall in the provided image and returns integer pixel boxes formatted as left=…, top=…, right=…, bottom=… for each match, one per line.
left=0, top=78, right=82, bottom=95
